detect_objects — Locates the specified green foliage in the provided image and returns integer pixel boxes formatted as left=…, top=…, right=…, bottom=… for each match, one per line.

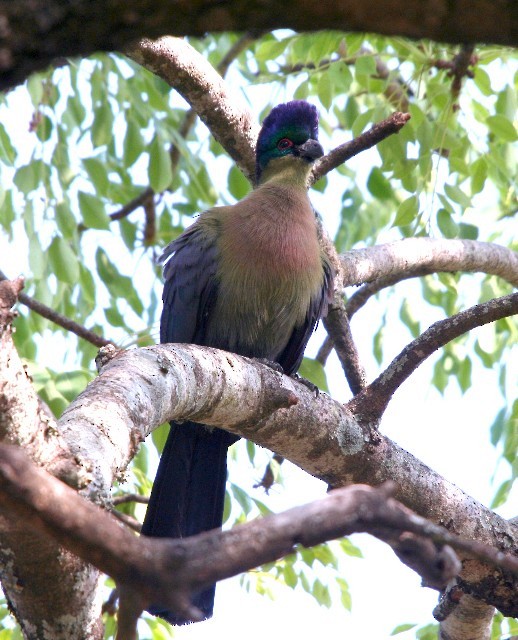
left=0, top=29, right=516, bottom=638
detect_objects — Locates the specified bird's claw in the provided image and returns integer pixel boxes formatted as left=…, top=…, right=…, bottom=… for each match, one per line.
left=253, top=357, right=285, bottom=374
left=291, top=372, right=319, bottom=396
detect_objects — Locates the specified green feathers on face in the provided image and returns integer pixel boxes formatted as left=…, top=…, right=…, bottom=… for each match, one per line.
left=257, top=124, right=315, bottom=167
left=255, top=101, right=320, bottom=182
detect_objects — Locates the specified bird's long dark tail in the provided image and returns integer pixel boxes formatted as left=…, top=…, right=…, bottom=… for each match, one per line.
left=141, top=421, right=238, bottom=625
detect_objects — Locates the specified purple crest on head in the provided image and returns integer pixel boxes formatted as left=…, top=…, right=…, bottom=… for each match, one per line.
left=260, top=100, right=319, bottom=141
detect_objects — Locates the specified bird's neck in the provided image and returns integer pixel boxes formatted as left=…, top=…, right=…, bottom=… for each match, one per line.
left=258, top=156, right=312, bottom=189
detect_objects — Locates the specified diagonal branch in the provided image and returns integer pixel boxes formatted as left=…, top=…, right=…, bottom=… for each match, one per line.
left=322, top=301, right=367, bottom=394
left=1, top=443, right=517, bottom=638
left=310, top=111, right=411, bottom=184
left=348, top=292, right=518, bottom=423
left=127, top=37, right=259, bottom=182
left=0, top=271, right=112, bottom=349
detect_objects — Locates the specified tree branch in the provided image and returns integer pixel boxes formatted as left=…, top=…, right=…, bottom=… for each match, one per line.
left=2, top=0, right=516, bottom=91
left=1, top=443, right=517, bottom=638
left=0, top=270, right=112, bottom=349
left=58, top=341, right=518, bottom=617
left=348, top=292, right=518, bottom=423
left=310, top=112, right=411, bottom=184
left=126, top=37, right=259, bottom=182
left=341, top=239, right=518, bottom=288
left=322, top=301, right=367, bottom=395
left=318, top=239, right=517, bottom=368
left=0, top=281, right=103, bottom=639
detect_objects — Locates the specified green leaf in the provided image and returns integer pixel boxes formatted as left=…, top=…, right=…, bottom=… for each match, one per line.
left=78, top=191, right=111, bottom=230
left=490, top=479, right=512, bottom=508
left=470, top=157, right=488, bottom=194
left=255, top=38, right=289, bottom=62
left=54, top=370, right=92, bottom=402
left=105, top=304, right=126, bottom=328
left=351, top=109, right=374, bottom=137
left=35, top=114, right=53, bottom=142
left=486, top=115, right=518, bottom=142
left=458, top=222, right=478, bottom=240
left=66, top=94, right=86, bottom=126
left=367, top=167, right=393, bottom=200
left=339, top=537, right=363, bottom=558
left=473, top=67, right=493, bottom=96
left=227, top=165, right=250, bottom=200
left=399, top=299, right=420, bottom=337
left=490, top=408, right=506, bottom=446
left=14, top=160, right=49, bottom=193
left=416, top=622, right=439, bottom=640
left=0, top=123, right=16, bottom=164
left=444, top=183, right=472, bottom=209
left=28, top=235, right=46, bottom=280
left=48, top=237, right=79, bottom=284
left=391, top=623, right=418, bottom=635
left=82, top=158, right=109, bottom=194
left=457, top=357, right=472, bottom=393
left=27, top=75, right=44, bottom=105
left=317, top=73, right=333, bottom=110
left=355, top=54, right=376, bottom=76
left=0, top=190, right=15, bottom=236
left=91, top=102, right=114, bottom=147
left=124, top=120, right=144, bottom=167
left=394, top=196, right=418, bottom=227
left=328, top=61, right=353, bottom=93
left=148, top=134, right=173, bottom=193
left=437, top=208, right=459, bottom=238
left=298, top=358, right=329, bottom=393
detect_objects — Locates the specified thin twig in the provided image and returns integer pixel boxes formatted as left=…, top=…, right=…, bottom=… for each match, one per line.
left=348, top=292, right=518, bottom=423
left=110, top=509, right=142, bottom=533
left=254, top=453, right=284, bottom=492
left=432, top=44, right=476, bottom=100
left=323, top=303, right=366, bottom=394
left=112, top=493, right=149, bottom=506
left=0, top=271, right=112, bottom=349
left=78, top=187, right=154, bottom=233
left=310, top=112, right=411, bottom=184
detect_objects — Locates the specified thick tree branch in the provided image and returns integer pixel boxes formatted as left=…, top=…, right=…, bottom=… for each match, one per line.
left=0, top=280, right=103, bottom=639
left=168, top=32, right=259, bottom=175
left=1, top=0, right=517, bottom=90
left=126, top=37, right=259, bottom=182
left=1, top=443, right=517, bottom=638
left=318, top=240, right=517, bottom=369
left=59, top=341, right=518, bottom=618
left=341, top=239, right=518, bottom=288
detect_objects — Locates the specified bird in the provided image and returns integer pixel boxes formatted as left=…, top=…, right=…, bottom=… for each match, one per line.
left=141, top=100, right=333, bottom=625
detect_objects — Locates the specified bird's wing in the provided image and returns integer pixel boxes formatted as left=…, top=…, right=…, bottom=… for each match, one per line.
left=159, top=221, right=220, bottom=345
left=277, top=258, right=334, bottom=375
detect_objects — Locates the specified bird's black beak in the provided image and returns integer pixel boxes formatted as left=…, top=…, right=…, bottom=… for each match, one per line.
left=295, top=139, right=324, bottom=162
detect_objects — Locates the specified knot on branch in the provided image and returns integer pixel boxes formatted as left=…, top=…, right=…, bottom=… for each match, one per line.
left=0, top=276, right=24, bottom=332
left=95, top=344, right=124, bottom=372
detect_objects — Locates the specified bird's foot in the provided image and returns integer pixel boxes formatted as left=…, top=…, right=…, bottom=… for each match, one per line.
left=254, top=357, right=285, bottom=374
left=291, top=372, right=319, bottom=396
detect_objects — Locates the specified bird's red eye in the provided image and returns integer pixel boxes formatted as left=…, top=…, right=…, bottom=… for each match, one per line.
left=277, top=138, right=293, bottom=150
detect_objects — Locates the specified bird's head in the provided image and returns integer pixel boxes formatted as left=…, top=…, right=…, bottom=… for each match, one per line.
left=255, top=101, right=323, bottom=184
